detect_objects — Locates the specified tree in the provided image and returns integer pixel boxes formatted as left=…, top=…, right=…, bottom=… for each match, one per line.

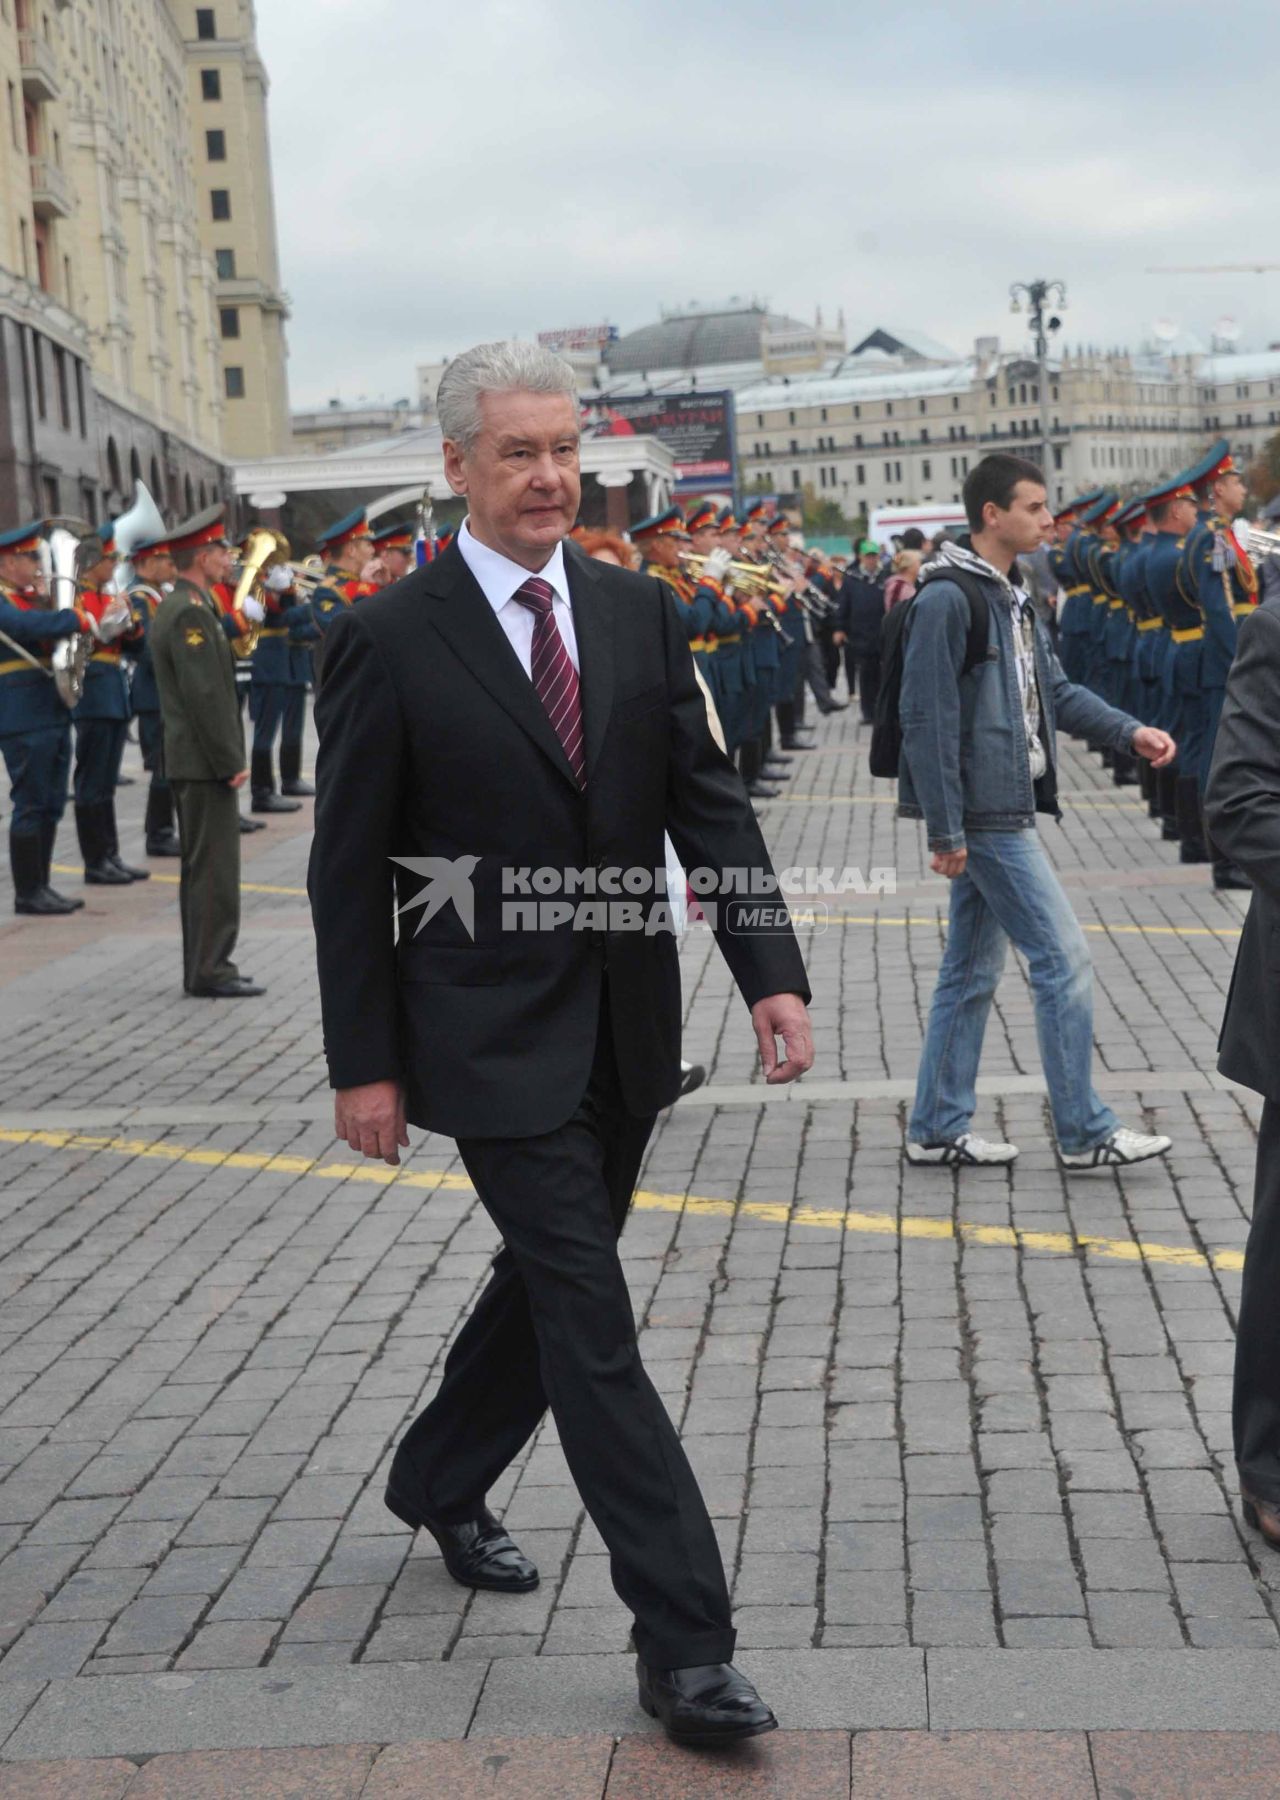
left=799, top=482, right=853, bottom=535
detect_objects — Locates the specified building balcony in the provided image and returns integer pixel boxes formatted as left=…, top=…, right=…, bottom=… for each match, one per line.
left=18, top=30, right=61, bottom=103
left=29, top=156, right=73, bottom=220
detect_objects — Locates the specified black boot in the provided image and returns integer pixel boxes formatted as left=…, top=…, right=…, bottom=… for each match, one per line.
left=12, top=831, right=77, bottom=916
left=1158, top=768, right=1180, bottom=842
left=77, top=802, right=130, bottom=885
left=1176, top=778, right=1210, bottom=865
left=39, top=820, right=83, bottom=911
left=1112, top=752, right=1138, bottom=787
left=145, top=784, right=181, bottom=857
left=239, top=813, right=266, bottom=833
left=102, top=799, right=149, bottom=880
left=251, top=748, right=300, bottom=813
left=279, top=740, right=314, bottom=798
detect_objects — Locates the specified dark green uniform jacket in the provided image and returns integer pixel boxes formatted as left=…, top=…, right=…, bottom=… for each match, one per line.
left=150, top=577, right=245, bottom=780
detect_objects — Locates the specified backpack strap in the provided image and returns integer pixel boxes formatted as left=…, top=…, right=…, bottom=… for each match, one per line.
left=912, top=568, right=991, bottom=674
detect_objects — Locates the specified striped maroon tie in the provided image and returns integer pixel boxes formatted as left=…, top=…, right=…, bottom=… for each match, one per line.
left=512, top=576, right=586, bottom=786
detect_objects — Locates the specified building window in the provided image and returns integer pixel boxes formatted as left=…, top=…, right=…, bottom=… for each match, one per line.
left=886, top=402, right=894, bottom=417
left=854, top=433, right=862, bottom=448
left=75, top=359, right=87, bottom=437
left=196, top=7, right=216, bottom=38
left=215, top=247, right=236, bottom=278
left=30, top=332, right=46, bottom=420
left=856, top=464, right=865, bottom=484
left=224, top=366, right=245, bottom=398
left=921, top=428, right=929, bottom=444
left=200, top=68, right=221, bottom=100
left=919, top=399, right=926, bottom=414
left=883, top=462, right=892, bottom=480
left=219, top=306, right=239, bottom=338
left=206, top=128, right=226, bottom=160
left=853, top=405, right=860, bottom=419
left=819, top=468, right=827, bottom=490
left=791, top=468, right=800, bottom=490
left=52, top=344, right=70, bottom=430
left=820, top=408, right=828, bottom=422
left=922, top=459, right=931, bottom=480
left=210, top=189, right=231, bottom=220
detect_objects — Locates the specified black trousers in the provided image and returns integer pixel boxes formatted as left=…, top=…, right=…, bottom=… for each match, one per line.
left=844, top=649, right=881, bottom=722
left=397, top=992, right=735, bottom=1669
left=1235, top=1098, right=1280, bottom=1499
left=172, top=778, right=241, bottom=990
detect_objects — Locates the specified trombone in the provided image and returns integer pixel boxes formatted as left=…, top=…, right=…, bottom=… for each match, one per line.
left=680, top=552, right=785, bottom=597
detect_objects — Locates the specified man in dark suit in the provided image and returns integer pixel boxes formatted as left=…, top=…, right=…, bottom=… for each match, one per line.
left=309, top=341, right=813, bottom=1746
left=1205, top=605, right=1280, bottom=1550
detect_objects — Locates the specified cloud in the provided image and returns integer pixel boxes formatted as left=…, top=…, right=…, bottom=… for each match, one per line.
left=258, top=0, right=1280, bottom=408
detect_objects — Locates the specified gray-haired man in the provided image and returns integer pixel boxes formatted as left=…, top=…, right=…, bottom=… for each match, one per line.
left=309, top=340, right=813, bottom=1745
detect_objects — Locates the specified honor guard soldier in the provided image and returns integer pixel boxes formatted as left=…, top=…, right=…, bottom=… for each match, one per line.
left=1143, top=467, right=1207, bottom=863
left=684, top=499, right=738, bottom=740
left=0, top=520, right=88, bottom=914
left=1052, top=490, right=1103, bottom=684
left=766, top=512, right=815, bottom=749
left=149, top=506, right=263, bottom=999
left=73, top=523, right=149, bottom=885
left=248, top=559, right=317, bottom=815
left=310, top=509, right=382, bottom=641
left=1112, top=499, right=1163, bottom=817
left=633, top=503, right=709, bottom=643
left=125, top=531, right=181, bottom=856
left=369, top=518, right=416, bottom=587
left=1100, top=499, right=1144, bottom=786
left=1178, top=439, right=1255, bottom=889
left=1078, top=493, right=1121, bottom=710
left=207, top=552, right=269, bottom=832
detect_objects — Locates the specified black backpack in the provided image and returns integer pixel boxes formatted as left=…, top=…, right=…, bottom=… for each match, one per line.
left=868, top=569, right=991, bottom=779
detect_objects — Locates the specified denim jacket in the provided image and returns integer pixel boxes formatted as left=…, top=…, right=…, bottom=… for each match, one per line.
left=897, top=563, right=1140, bottom=852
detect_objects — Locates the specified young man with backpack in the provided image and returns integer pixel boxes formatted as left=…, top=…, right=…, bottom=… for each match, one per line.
left=888, top=454, right=1177, bottom=1169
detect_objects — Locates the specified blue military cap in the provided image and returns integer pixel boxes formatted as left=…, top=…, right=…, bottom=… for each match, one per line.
left=1141, top=471, right=1196, bottom=512
left=1181, top=438, right=1236, bottom=493
left=370, top=517, right=415, bottom=550
left=1113, top=498, right=1148, bottom=535
left=315, top=506, right=371, bottom=552
left=1056, top=488, right=1104, bottom=524
left=1080, top=492, right=1121, bottom=527
left=0, top=520, right=44, bottom=553
left=631, top=504, right=688, bottom=541
left=685, top=500, right=719, bottom=533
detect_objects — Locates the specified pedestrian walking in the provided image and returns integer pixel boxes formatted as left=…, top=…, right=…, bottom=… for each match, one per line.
left=896, top=454, right=1176, bottom=1169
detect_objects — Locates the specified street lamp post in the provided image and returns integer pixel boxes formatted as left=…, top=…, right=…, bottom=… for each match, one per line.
left=1010, top=279, right=1067, bottom=485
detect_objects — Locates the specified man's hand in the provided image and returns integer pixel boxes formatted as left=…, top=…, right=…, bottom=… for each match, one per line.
left=1131, top=726, right=1177, bottom=769
left=932, top=848, right=968, bottom=879
left=335, top=1079, right=409, bottom=1166
left=751, top=993, right=814, bottom=1085
left=227, top=769, right=249, bottom=789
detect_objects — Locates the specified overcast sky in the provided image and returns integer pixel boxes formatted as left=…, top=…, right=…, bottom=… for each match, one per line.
left=258, top=0, right=1279, bottom=409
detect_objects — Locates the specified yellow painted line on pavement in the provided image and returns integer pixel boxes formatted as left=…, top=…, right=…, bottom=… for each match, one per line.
left=0, top=1126, right=1243, bottom=1276
left=51, top=864, right=307, bottom=899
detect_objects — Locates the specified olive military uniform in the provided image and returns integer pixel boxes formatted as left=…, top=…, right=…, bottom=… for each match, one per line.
left=150, top=576, right=246, bottom=991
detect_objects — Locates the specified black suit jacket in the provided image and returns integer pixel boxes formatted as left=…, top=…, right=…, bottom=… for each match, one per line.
left=1205, top=606, right=1280, bottom=1102
left=308, top=539, right=810, bottom=1138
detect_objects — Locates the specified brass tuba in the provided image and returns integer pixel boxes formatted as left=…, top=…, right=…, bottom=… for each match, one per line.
left=38, top=518, right=93, bottom=707
left=229, top=528, right=290, bottom=657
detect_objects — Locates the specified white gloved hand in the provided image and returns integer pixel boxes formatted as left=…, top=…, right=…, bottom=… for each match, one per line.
left=704, top=547, right=734, bottom=584
left=240, top=593, right=267, bottom=623
left=265, top=563, right=294, bottom=593
left=97, top=594, right=133, bottom=641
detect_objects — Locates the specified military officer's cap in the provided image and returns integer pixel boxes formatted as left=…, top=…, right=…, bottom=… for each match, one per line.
left=685, top=501, right=719, bottom=533
left=766, top=514, right=790, bottom=538
left=1182, top=437, right=1237, bottom=493
left=435, top=523, right=456, bottom=550
left=315, top=506, right=372, bottom=552
left=716, top=506, right=739, bottom=530
left=741, top=500, right=769, bottom=529
left=134, top=531, right=173, bottom=558
left=631, top=505, right=688, bottom=541
left=370, top=518, right=415, bottom=551
left=167, top=504, right=231, bottom=556
left=1113, top=499, right=1146, bottom=534
left=1080, top=493, right=1121, bottom=527
left=0, top=520, right=43, bottom=554
left=1141, top=471, right=1196, bottom=514
left=1055, top=488, right=1104, bottom=523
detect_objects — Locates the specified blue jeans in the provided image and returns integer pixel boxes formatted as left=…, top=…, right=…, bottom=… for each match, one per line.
left=909, top=830, right=1118, bottom=1155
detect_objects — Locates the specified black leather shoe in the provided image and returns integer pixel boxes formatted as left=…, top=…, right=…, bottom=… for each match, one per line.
left=677, top=1061, right=706, bottom=1099
left=251, top=791, right=302, bottom=814
left=766, top=750, right=795, bottom=764
left=84, top=859, right=132, bottom=885
left=280, top=777, right=315, bottom=797
left=1161, top=819, right=1180, bottom=842
left=239, top=815, right=267, bottom=833
left=745, top=782, right=780, bottom=800
left=817, top=700, right=848, bottom=714
left=108, top=854, right=149, bottom=881
left=384, top=1480, right=538, bottom=1592
left=637, top=1660, right=778, bottom=1747
left=1213, top=865, right=1252, bottom=891
left=146, top=832, right=182, bottom=857
left=781, top=736, right=818, bottom=748
left=1242, top=1485, right=1280, bottom=1552
left=188, top=976, right=266, bottom=998
left=15, top=885, right=81, bottom=916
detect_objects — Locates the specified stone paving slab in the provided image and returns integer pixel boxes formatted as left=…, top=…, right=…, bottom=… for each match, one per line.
left=0, top=1663, right=484, bottom=1760
left=928, top=1648, right=1275, bottom=1730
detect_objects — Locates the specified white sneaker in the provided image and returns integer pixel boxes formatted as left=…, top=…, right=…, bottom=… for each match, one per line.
left=1059, top=1126, right=1172, bottom=1170
left=906, top=1132, right=1019, bottom=1166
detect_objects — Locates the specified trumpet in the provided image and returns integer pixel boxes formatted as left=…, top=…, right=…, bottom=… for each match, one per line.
left=680, top=552, right=784, bottom=596
left=1247, top=527, right=1280, bottom=559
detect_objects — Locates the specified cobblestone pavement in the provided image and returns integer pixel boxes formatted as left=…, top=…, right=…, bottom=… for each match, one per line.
left=0, top=704, right=1273, bottom=1787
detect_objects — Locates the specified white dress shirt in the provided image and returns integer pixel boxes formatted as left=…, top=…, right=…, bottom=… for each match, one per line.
left=456, top=519, right=579, bottom=676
